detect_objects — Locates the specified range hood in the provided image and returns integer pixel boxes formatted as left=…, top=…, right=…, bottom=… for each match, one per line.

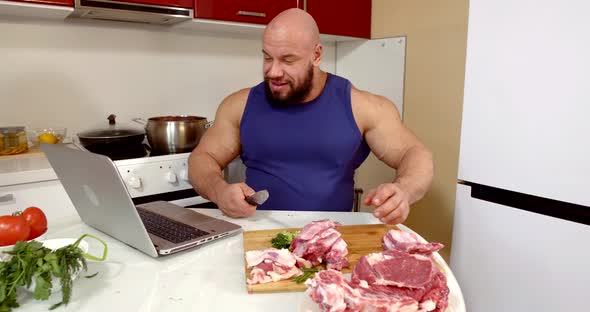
left=70, top=0, right=193, bottom=25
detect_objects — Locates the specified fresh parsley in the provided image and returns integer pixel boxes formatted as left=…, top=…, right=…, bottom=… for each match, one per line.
left=293, top=267, right=320, bottom=284
left=0, top=234, right=107, bottom=311
left=270, top=231, right=299, bottom=249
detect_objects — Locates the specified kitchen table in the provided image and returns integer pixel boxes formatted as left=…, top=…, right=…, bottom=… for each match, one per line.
left=11, top=209, right=466, bottom=312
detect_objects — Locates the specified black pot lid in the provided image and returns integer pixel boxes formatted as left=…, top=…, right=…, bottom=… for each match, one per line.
left=77, top=128, right=145, bottom=139
left=77, top=114, right=145, bottom=139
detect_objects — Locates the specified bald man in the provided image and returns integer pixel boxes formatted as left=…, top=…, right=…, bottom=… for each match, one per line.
left=188, top=8, right=433, bottom=225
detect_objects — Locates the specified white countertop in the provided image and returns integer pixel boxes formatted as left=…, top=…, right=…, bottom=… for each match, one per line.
left=0, top=151, right=57, bottom=186
left=10, top=209, right=465, bottom=312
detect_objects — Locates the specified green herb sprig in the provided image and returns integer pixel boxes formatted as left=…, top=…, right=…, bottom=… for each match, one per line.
left=293, top=267, right=320, bottom=284
left=270, top=231, right=299, bottom=249
left=0, top=234, right=107, bottom=311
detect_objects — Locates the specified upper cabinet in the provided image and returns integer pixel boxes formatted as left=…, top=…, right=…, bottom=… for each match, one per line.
left=118, top=0, right=193, bottom=8
left=302, top=0, right=371, bottom=39
left=194, top=0, right=371, bottom=39
left=4, top=0, right=193, bottom=8
left=7, top=0, right=73, bottom=6
left=196, top=0, right=298, bottom=25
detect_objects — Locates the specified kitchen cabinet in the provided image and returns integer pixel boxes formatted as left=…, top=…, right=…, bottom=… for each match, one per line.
left=195, top=0, right=298, bottom=25
left=194, top=0, right=370, bottom=38
left=117, top=0, right=192, bottom=8
left=6, top=0, right=73, bottom=7
left=302, top=0, right=371, bottom=39
left=0, top=180, right=76, bottom=223
left=6, top=0, right=194, bottom=9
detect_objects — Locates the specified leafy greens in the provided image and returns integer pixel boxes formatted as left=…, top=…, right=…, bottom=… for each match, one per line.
left=0, top=234, right=107, bottom=311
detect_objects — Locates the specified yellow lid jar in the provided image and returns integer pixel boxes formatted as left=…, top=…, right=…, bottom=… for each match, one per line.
left=0, top=127, right=29, bottom=156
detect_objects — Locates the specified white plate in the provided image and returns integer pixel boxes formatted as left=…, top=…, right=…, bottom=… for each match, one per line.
left=0, top=231, right=47, bottom=262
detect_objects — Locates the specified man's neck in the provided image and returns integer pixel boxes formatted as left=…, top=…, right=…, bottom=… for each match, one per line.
left=301, top=70, right=328, bottom=103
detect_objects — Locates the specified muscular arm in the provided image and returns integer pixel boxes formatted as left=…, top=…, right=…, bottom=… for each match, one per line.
left=188, top=89, right=249, bottom=203
left=352, top=87, right=434, bottom=223
left=387, top=142, right=434, bottom=204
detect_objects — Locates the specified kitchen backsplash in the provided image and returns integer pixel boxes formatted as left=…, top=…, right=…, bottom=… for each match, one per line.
left=0, top=19, right=336, bottom=138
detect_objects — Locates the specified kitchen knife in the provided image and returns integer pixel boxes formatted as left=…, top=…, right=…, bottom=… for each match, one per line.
left=245, top=190, right=269, bottom=206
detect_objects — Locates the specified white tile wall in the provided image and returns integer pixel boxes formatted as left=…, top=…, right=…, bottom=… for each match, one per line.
left=0, top=19, right=336, bottom=138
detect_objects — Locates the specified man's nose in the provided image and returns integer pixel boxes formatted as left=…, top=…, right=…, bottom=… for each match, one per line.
left=266, top=61, right=283, bottom=78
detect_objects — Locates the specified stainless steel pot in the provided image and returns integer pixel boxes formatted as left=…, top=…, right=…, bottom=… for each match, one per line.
left=133, top=116, right=211, bottom=155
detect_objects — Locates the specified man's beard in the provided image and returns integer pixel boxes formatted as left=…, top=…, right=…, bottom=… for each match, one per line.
left=264, top=65, right=314, bottom=106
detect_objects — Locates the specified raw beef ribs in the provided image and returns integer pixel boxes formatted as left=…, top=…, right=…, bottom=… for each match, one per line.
left=245, top=248, right=302, bottom=285
left=290, top=220, right=349, bottom=270
left=382, top=230, right=444, bottom=255
left=306, top=269, right=420, bottom=312
left=305, top=269, right=361, bottom=312
left=324, top=238, right=350, bottom=270
left=305, top=230, right=450, bottom=312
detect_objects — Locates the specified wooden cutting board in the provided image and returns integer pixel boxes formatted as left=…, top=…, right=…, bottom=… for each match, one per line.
left=243, top=223, right=400, bottom=294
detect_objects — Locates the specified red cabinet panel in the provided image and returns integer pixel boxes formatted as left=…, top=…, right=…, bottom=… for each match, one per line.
left=115, top=0, right=193, bottom=9
left=196, top=0, right=297, bottom=25
left=303, top=0, right=371, bottom=39
left=8, top=0, right=73, bottom=6
left=8, top=0, right=193, bottom=9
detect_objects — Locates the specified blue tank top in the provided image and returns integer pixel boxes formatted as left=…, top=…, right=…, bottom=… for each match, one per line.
left=239, top=73, right=371, bottom=212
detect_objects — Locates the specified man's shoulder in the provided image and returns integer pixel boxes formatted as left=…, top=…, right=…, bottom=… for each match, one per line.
left=350, top=85, right=392, bottom=110
left=215, top=88, right=252, bottom=124
left=350, top=85, right=401, bottom=133
left=220, top=88, right=252, bottom=111
left=224, top=88, right=252, bottom=104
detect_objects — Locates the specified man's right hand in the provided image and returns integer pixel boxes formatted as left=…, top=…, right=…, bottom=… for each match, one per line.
left=214, top=182, right=257, bottom=218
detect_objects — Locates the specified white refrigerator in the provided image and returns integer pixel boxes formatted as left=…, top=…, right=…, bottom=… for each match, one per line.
left=450, top=0, right=590, bottom=311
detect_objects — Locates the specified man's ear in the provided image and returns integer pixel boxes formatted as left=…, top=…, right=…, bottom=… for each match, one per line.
left=312, top=43, right=323, bottom=67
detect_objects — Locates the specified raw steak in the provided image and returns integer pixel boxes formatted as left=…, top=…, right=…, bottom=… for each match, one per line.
left=352, top=249, right=435, bottom=289
left=382, top=230, right=444, bottom=255
left=350, top=249, right=450, bottom=312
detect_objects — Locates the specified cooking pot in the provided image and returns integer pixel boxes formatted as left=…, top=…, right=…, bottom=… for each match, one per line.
left=133, top=115, right=211, bottom=155
left=77, top=114, right=147, bottom=160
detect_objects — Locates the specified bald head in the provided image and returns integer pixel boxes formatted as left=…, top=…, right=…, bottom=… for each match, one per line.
left=261, top=8, right=324, bottom=105
left=264, top=8, right=320, bottom=50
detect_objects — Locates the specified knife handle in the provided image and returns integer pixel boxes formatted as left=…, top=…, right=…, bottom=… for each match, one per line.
left=245, top=196, right=258, bottom=206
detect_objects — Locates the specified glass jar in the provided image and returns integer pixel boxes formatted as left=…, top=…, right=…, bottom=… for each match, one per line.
left=0, top=127, right=29, bottom=156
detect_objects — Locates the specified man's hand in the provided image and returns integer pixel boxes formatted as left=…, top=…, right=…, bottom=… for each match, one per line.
left=214, top=182, right=257, bottom=218
left=363, top=183, right=411, bottom=225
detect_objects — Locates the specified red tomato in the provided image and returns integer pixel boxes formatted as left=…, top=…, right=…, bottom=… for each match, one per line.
left=22, top=207, right=48, bottom=240
left=0, top=215, right=30, bottom=246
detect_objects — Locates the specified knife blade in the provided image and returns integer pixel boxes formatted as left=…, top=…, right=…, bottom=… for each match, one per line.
left=245, top=190, right=269, bottom=206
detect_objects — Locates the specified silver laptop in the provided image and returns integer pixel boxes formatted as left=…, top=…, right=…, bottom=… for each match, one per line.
left=42, top=143, right=242, bottom=257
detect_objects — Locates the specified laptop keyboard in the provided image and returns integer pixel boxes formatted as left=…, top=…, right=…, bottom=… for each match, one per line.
left=137, top=208, right=209, bottom=244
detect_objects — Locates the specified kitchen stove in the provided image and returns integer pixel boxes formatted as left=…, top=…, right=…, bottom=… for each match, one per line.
left=71, top=140, right=232, bottom=208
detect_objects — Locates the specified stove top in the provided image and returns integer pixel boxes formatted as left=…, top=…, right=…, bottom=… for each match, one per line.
left=72, top=139, right=190, bottom=163
left=70, top=139, right=241, bottom=208
left=71, top=140, right=193, bottom=198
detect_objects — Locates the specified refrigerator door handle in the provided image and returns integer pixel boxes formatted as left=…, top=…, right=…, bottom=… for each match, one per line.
left=461, top=181, right=590, bottom=226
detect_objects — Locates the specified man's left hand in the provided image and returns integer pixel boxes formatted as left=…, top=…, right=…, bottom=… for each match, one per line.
left=363, top=183, right=410, bottom=225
